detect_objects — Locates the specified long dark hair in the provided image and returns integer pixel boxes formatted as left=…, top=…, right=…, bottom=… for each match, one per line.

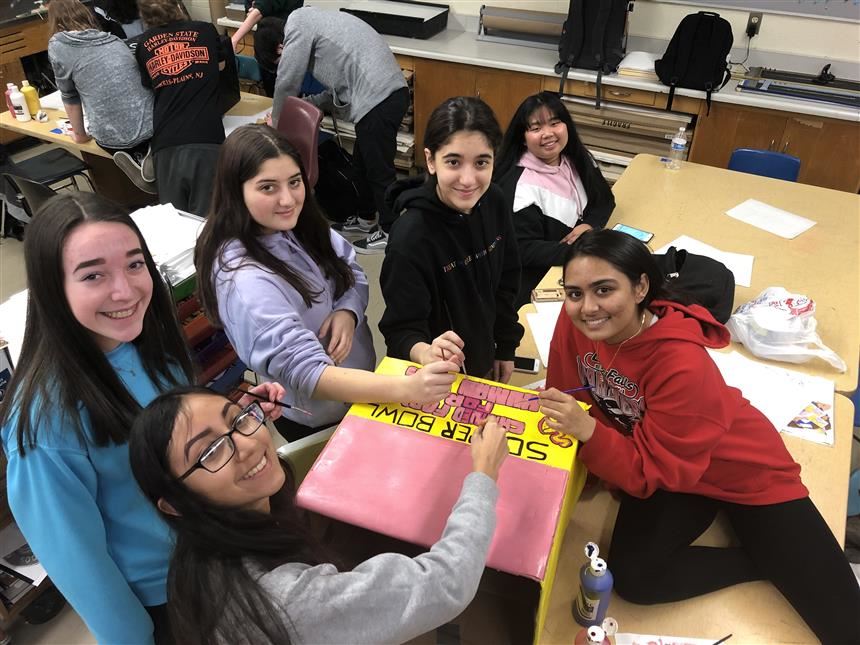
left=424, top=96, right=502, bottom=158
left=564, top=229, right=692, bottom=311
left=48, top=0, right=101, bottom=34
left=495, top=91, right=607, bottom=200
left=195, top=124, right=355, bottom=325
left=0, top=193, right=194, bottom=454
left=129, top=386, right=326, bottom=645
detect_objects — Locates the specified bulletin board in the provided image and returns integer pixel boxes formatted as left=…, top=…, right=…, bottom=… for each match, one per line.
left=655, top=0, right=860, bottom=22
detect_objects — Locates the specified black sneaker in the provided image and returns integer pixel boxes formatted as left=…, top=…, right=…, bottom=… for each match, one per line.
left=353, top=228, right=388, bottom=254
left=332, top=215, right=376, bottom=234
left=113, top=151, right=158, bottom=194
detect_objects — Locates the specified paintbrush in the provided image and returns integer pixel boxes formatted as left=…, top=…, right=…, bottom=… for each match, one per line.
left=526, top=385, right=593, bottom=401
left=239, top=389, right=312, bottom=416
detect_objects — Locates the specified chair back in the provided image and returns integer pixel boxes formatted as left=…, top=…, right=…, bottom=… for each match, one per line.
left=728, top=148, right=801, bottom=182
left=3, top=174, right=58, bottom=218
left=236, top=54, right=262, bottom=82
left=276, top=96, right=323, bottom=188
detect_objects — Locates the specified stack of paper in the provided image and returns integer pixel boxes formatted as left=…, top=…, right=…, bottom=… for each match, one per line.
left=130, top=204, right=204, bottom=285
left=618, top=51, right=659, bottom=80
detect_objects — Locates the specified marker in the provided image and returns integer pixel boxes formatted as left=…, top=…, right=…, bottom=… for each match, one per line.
left=527, top=385, right=593, bottom=401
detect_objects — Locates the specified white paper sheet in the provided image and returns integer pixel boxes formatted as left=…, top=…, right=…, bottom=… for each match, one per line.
left=615, top=633, right=718, bottom=645
left=708, top=350, right=836, bottom=446
left=0, top=290, right=29, bottom=366
left=526, top=301, right=563, bottom=367
left=726, top=198, right=816, bottom=239
left=222, top=108, right=270, bottom=136
left=655, top=235, right=754, bottom=288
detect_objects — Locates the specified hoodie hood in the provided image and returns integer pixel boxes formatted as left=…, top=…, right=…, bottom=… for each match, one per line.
left=51, top=29, right=117, bottom=47
left=512, top=151, right=586, bottom=228
left=388, top=174, right=481, bottom=225
left=622, top=299, right=731, bottom=354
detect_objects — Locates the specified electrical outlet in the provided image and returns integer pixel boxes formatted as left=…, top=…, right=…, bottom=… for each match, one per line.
left=746, top=12, right=763, bottom=38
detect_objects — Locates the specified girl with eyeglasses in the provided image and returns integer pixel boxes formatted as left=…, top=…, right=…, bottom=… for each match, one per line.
left=0, top=193, right=284, bottom=644
left=128, top=385, right=509, bottom=644
left=194, top=124, right=458, bottom=440
left=495, top=92, right=615, bottom=308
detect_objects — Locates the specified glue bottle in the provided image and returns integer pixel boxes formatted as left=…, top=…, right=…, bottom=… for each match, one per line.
left=20, top=81, right=41, bottom=118
left=573, top=542, right=614, bottom=627
left=9, top=85, right=30, bottom=122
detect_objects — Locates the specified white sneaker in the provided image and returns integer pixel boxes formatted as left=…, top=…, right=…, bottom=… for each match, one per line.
left=113, top=151, right=158, bottom=194
left=353, top=228, right=388, bottom=254
left=332, top=215, right=376, bottom=234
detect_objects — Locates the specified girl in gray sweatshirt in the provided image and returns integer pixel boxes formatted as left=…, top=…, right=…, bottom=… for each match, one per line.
left=129, top=386, right=508, bottom=644
left=47, top=0, right=153, bottom=150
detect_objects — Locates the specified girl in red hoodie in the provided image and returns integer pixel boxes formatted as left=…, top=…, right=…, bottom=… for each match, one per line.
left=540, top=229, right=859, bottom=644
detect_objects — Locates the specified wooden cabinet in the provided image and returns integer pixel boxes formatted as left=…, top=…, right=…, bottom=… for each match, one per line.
left=412, top=58, right=541, bottom=166
left=689, top=102, right=860, bottom=193
left=546, top=77, right=701, bottom=115
left=0, top=17, right=50, bottom=144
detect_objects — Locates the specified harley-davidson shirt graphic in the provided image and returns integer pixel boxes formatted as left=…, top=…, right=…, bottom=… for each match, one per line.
left=135, top=20, right=225, bottom=150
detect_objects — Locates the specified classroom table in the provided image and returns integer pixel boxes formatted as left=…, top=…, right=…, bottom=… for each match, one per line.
left=523, top=153, right=860, bottom=394
left=0, top=92, right=272, bottom=205
left=509, top=154, right=858, bottom=643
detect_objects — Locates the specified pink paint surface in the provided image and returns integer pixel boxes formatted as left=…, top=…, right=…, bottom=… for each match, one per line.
left=296, top=416, right=569, bottom=580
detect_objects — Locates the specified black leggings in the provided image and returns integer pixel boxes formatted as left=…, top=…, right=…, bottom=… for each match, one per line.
left=609, top=490, right=860, bottom=644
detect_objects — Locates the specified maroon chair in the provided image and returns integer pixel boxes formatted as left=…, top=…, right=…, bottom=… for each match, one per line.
left=275, top=96, right=323, bottom=188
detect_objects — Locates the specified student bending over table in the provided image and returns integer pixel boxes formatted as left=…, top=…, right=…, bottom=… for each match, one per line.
left=539, top=229, right=860, bottom=644
left=128, top=386, right=509, bottom=644
left=495, top=91, right=615, bottom=308
left=195, top=125, right=458, bottom=439
left=379, top=96, right=524, bottom=383
left=0, top=192, right=285, bottom=644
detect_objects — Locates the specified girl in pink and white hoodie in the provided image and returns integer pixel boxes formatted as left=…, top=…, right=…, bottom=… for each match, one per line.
left=496, top=91, right=615, bottom=307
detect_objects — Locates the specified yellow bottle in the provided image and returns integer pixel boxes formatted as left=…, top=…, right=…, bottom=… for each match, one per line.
left=20, top=80, right=41, bottom=118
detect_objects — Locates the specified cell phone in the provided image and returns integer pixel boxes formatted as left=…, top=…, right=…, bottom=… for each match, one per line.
left=612, top=223, right=654, bottom=243
left=531, top=287, right=564, bottom=303
left=513, top=356, right=540, bottom=374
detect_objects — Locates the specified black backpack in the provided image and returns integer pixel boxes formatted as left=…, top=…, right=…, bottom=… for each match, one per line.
left=655, top=12, right=733, bottom=113
left=555, top=0, right=631, bottom=107
left=653, top=247, right=735, bottom=324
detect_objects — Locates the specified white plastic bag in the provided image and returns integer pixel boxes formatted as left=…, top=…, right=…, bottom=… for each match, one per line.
left=726, top=287, right=846, bottom=372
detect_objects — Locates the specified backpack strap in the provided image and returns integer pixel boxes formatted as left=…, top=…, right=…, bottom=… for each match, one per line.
left=666, top=83, right=676, bottom=112
left=590, top=0, right=615, bottom=109
left=558, top=64, right=571, bottom=95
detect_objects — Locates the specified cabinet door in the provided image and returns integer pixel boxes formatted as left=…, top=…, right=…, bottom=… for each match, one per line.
left=0, top=59, right=26, bottom=144
left=474, top=67, right=542, bottom=132
left=689, top=102, right=787, bottom=169
left=781, top=116, right=860, bottom=193
left=413, top=59, right=477, bottom=166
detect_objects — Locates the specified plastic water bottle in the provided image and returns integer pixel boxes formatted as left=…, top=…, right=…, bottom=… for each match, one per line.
left=665, top=126, right=687, bottom=170
left=573, top=542, right=614, bottom=627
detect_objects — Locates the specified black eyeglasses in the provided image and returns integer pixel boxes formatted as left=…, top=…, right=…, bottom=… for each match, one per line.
left=178, top=402, right=266, bottom=481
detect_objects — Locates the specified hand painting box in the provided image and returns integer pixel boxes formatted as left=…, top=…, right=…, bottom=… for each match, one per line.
left=297, top=357, right=588, bottom=642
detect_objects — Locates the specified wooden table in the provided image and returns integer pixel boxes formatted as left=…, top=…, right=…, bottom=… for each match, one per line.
left=509, top=154, right=858, bottom=644
left=0, top=92, right=272, bottom=204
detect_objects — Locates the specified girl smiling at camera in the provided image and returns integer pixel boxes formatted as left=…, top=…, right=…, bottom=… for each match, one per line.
left=0, top=193, right=283, bottom=644
left=195, top=125, right=457, bottom=439
left=495, top=92, right=614, bottom=307
left=129, top=386, right=510, bottom=644
left=379, top=96, right=524, bottom=383
left=539, top=229, right=859, bottom=644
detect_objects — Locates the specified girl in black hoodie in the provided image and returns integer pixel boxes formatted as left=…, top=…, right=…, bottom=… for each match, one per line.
left=379, top=97, right=524, bottom=382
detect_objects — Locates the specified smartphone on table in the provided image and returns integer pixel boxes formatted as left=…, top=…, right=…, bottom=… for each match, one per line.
left=513, top=356, right=540, bottom=374
left=612, top=223, right=654, bottom=243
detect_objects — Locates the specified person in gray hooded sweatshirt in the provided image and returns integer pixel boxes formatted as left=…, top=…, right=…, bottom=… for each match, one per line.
left=46, top=0, right=156, bottom=193
left=129, top=386, right=508, bottom=645
left=271, top=6, right=409, bottom=253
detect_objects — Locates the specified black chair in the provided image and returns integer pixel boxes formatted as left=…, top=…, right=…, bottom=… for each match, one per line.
left=4, top=174, right=58, bottom=216
left=14, top=147, right=95, bottom=192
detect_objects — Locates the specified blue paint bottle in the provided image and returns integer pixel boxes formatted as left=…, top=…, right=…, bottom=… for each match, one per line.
left=573, top=542, right=614, bottom=627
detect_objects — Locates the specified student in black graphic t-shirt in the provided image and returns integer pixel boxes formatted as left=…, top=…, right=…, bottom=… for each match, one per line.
left=136, top=0, right=226, bottom=216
